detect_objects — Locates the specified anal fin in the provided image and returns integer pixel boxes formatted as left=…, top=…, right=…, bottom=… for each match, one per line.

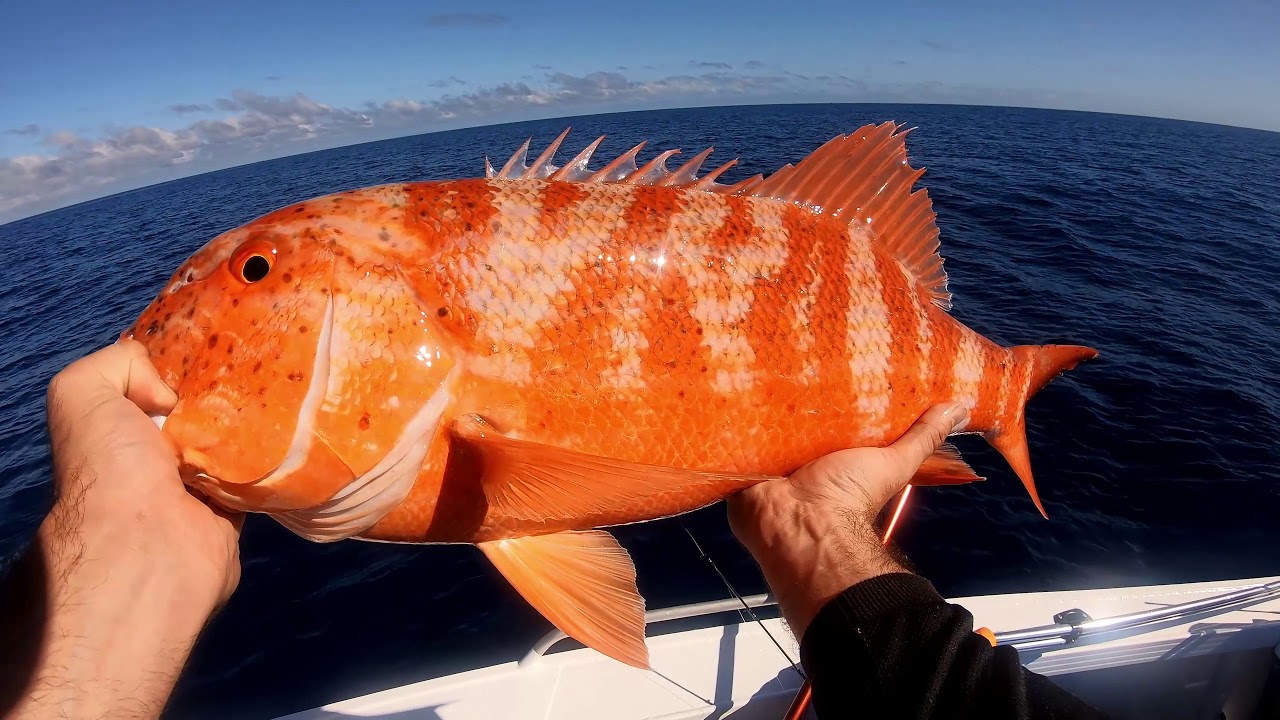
left=479, top=530, right=648, bottom=669
left=911, top=444, right=984, bottom=486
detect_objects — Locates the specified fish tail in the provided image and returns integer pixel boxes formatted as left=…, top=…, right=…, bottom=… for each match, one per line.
left=986, top=344, right=1098, bottom=518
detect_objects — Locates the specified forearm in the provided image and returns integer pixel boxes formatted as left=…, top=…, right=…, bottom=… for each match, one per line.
left=1, top=506, right=218, bottom=718
left=797, top=573, right=1108, bottom=719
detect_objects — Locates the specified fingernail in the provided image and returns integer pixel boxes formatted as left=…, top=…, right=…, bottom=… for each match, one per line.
left=944, top=404, right=969, bottom=431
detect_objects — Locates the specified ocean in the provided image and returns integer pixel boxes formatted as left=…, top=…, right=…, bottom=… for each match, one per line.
left=1, top=103, right=1278, bottom=718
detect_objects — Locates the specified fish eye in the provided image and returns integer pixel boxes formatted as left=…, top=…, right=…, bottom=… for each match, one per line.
left=229, top=240, right=277, bottom=284
left=242, top=255, right=271, bottom=282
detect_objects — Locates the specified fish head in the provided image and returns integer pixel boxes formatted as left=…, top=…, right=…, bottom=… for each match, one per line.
left=123, top=212, right=346, bottom=505
left=124, top=192, right=462, bottom=520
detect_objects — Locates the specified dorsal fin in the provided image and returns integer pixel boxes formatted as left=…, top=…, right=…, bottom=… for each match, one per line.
left=748, top=122, right=948, bottom=308
left=485, top=128, right=746, bottom=192
left=483, top=124, right=947, bottom=308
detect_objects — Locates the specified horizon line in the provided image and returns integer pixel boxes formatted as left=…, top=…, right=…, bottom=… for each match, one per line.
left=3, top=100, right=1276, bottom=229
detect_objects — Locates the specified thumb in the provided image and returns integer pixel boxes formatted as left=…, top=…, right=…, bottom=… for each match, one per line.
left=50, top=340, right=178, bottom=417
left=883, top=403, right=969, bottom=486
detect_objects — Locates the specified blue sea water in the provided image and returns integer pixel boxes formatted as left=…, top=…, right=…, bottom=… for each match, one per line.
left=2, top=103, right=1279, bottom=718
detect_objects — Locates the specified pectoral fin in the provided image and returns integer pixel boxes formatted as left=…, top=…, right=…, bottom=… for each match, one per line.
left=911, top=444, right=984, bottom=486
left=478, top=530, right=648, bottom=669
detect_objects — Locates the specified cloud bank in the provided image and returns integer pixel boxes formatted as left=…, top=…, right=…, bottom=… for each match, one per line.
left=424, top=12, right=510, bottom=28
left=1, top=67, right=1105, bottom=224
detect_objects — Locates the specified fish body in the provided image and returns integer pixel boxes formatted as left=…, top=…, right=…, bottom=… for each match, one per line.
left=126, top=124, right=1096, bottom=667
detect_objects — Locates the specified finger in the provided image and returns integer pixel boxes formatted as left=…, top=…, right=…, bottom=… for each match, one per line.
left=50, top=340, right=178, bottom=417
left=886, top=403, right=969, bottom=478
left=189, top=486, right=246, bottom=535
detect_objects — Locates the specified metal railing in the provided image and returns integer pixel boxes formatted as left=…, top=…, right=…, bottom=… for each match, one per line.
left=520, top=578, right=1280, bottom=665
left=994, top=578, right=1280, bottom=652
left=520, top=593, right=778, bottom=665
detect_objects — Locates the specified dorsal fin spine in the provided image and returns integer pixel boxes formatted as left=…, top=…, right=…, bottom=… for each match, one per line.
left=482, top=126, right=949, bottom=309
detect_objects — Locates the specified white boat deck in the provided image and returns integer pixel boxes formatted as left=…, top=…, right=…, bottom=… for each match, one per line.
left=280, top=575, right=1280, bottom=720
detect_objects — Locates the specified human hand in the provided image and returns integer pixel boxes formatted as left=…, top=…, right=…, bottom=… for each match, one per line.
left=727, top=404, right=968, bottom=638
left=2, top=340, right=242, bottom=718
left=43, top=338, right=242, bottom=606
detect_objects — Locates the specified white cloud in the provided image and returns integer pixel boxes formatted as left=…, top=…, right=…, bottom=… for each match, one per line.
left=0, top=68, right=1123, bottom=224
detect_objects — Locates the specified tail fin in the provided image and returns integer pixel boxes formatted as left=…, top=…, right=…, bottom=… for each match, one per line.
left=986, top=344, right=1098, bottom=518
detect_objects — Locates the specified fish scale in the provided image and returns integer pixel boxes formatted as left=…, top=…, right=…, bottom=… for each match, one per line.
left=125, top=122, right=1097, bottom=670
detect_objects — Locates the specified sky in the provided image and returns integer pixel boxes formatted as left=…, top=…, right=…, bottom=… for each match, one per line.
left=2, top=0, right=1278, bottom=224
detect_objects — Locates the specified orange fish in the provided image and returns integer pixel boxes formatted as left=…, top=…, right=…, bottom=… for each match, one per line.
left=124, top=123, right=1096, bottom=668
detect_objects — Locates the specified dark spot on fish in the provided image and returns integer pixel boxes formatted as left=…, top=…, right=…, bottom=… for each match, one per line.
left=257, top=386, right=266, bottom=396
left=696, top=327, right=703, bottom=335
left=207, top=380, right=218, bottom=391
left=308, top=214, right=318, bottom=219
left=484, top=263, right=494, bottom=272
left=145, top=321, right=160, bottom=336
left=185, top=307, right=195, bottom=319
left=288, top=371, right=304, bottom=382
left=359, top=413, right=371, bottom=430
left=666, top=360, right=678, bottom=369
left=251, top=319, right=259, bottom=327
left=437, top=307, right=448, bottom=317
left=489, top=220, right=501, bottom=234
left=261, top=403, right=268, bottom=409
left=299, top=325, right=308, bottom=333
left=185, top=271, right=194, bottom=282
left=464, top=222, right=473, bottom=232
left=207, top=334, right=219, bottom=349
left=163, top=312, right=173, bottom=322
left=700, top=365, right=708, bottom=373
left=379, top=228, right=391, bottom=242
left=678, top=390, right=686, bottom=399
left=226, top=344, right=234, bottom=354
left=253, top=361, right=262, bottom=373
left=786, top=403, right=797, bottom=414
left=282, top=272, right=293, bottom=283
left=231, top=299, right=239, bottom=308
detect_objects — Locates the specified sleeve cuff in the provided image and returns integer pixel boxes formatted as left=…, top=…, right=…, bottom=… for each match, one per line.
left=800, top=572, right=947, bottom=648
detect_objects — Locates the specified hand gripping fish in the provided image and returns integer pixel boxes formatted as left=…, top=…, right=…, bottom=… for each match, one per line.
left=123, top=123, right=1097, bottom=668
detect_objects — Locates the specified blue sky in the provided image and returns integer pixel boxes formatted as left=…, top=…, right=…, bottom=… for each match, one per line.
left=2, top=0, right=1278, bottom=223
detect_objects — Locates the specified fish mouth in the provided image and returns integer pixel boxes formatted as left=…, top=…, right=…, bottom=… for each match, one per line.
left=171, top=292, right=339, bottom=510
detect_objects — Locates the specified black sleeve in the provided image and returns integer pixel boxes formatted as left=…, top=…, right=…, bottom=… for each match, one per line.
left=798, top=573, right=1110, bottom=719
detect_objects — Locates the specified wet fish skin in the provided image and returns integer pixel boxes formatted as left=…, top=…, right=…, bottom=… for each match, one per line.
left=125, top=123, right=1097, bottom=668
